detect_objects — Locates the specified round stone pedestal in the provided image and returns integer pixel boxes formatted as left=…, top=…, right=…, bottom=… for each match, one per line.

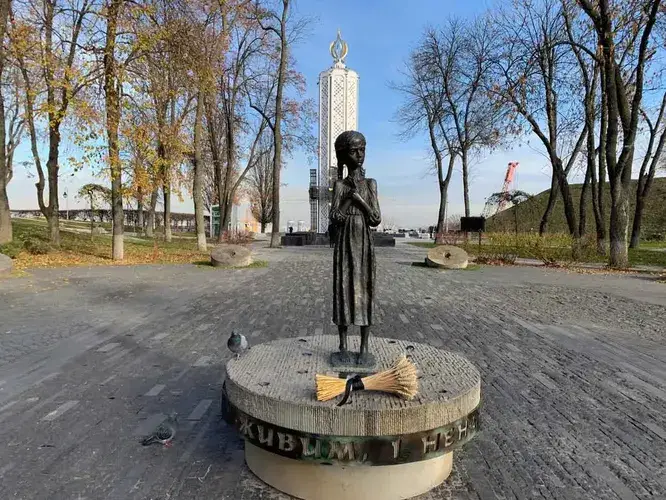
left=245, top=443, right=452, bottom=500
left=223, top=336, right=480, bottom=500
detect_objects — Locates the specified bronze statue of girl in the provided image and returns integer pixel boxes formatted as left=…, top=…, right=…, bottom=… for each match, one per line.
left=329, top=131, right=381, bottom=367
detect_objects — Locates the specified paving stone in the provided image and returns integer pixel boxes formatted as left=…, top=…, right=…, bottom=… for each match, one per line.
left=0, top=244, right=664, bottom=499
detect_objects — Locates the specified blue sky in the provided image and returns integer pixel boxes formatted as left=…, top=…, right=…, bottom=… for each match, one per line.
left=279, top=0, right=565, bottom=227
left=7, top=0, right=574, bottom=228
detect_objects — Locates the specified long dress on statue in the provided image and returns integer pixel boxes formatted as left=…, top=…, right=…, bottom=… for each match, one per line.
left=330, top=173, right=382, bottom=326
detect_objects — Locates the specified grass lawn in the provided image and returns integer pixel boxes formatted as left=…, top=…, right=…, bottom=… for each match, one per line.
left=1, top=218, right=220, bottom=271
left=407, top=239, right=666, bottom=268
left=639, top=240, right=666, bottom=249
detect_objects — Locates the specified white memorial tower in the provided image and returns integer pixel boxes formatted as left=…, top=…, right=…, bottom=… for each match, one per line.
left=309, top=31, right=359, bottom=233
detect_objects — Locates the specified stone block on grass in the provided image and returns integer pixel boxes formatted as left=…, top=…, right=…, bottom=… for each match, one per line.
left=425, top=245, right=469, bottom=269
left=211, top=245, right=252, bottom=268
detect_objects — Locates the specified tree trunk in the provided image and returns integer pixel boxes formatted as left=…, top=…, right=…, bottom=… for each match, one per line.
left=630, top=118, right=666, bottom=249
left=629, top=193, right=646, bottom=249
left=539, top=176, right=558, bottom=235
left=163, top=183, right=171, bottom=242
left=215, top=185, right=224, bottom=242
left=435, top=183, right=448, bottom=244
left=586, top=78, right=606, bottom=255
left=146, top=187, right=158, bottom=238
left=193, top=92, right=207, bottom=251
left=608, top=178, right=629, bottom=268
left=591, top=169, right=606, bottom=255
left=0, top=168, right=8, bottom=245
left=553, top=159, right=580, bottom=258
left=269, top=1, right=289, bottom=248
left=578, top=163, right=591, bottom=238
left=223, top=199, right=233, bottom=233
left=105, top=0, right=123, bottom=260
left=461, top=152, right=470, bottom=218
left=205, top=98, right=225, bottom=244
left=46, top=137, right=60, bottom=244
left=219, top=93, right=237, bottom=243
left=261, top=221, right=266, bottom=233
left=0, top=0, right=10, bottom=245
left=89, top=195, right=94, bottom=238
left=514, top=208, right=519, bottom=236
left=136, top=189, right=144, bottom=235
left=629, top=101, right=666, bottom=250
left=435, top=155, right=455, bottom=244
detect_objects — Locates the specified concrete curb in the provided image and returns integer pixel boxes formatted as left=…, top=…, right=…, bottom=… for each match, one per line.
left=512, top=257, right=664, bottom=274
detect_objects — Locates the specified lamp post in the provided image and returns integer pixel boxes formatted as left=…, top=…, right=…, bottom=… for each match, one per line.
left=63, top=190, right=69, bottom=220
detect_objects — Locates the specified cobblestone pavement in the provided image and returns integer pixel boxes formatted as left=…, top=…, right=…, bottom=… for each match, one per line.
left=1, top=243, right=665, bottom=500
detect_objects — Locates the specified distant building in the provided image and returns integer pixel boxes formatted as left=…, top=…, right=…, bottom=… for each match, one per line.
left=211, top=200, right=260, bottom=236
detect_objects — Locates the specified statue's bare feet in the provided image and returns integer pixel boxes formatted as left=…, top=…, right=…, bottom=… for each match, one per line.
left=356, top=351, right=376, bottom=367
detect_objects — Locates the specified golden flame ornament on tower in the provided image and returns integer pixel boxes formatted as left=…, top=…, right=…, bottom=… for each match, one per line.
left=329, top=29, right=348, bottom=67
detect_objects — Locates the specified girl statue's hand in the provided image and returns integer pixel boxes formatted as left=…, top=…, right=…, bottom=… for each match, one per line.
left=351, top=191, right=364, bottom=203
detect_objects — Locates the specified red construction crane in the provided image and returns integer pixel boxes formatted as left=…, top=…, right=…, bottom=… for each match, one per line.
left=482, top=161, right=519, bottom=217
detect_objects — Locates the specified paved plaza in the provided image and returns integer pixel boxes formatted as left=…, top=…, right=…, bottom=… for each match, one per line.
left=0, top=243, right=665, bottom=499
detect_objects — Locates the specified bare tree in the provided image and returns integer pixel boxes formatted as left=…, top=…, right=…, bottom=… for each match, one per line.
left=562, top=1, right=606, bottom=253
left=252, top=0, right=289, bottom=247
left=630, top=94, right=666, bottom=247
left=576, top=0, right=662, bottom=267
left=392, top=31, right=457, bottom=244
left=206, top=3, right=266, bottom=241
left=431, top=17, right=502, bottom=218
left=247, top=131, right=273, bottom=233
left=249, top=0, right=313, bottom=246
left=182, top=0, right=227, bottom=252
left=490, top=0, right=587, bottom=256
left=202, top=153, right=216, bottom=214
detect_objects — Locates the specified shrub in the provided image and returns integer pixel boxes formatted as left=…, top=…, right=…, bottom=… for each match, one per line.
left=484, top=232, right=519, bottom=263
left=0, top=240, right=24, bottom=259
left=518, top=232, right=572, bottom=264
left=645, top=232, right=664, bottom=242
left=223, top=229, right=254, bottom=245
left=462, top=231, right=581, bottom=266
left=23, top=237, right=51, bottom=255
left=435, top=232, right=462, bottom=245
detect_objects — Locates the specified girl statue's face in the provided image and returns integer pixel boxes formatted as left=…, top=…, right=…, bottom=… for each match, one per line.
left=340, top=137, right=366, bottom=171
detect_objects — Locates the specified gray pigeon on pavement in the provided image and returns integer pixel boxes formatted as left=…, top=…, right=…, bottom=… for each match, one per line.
left=227, top=331, right=248, bottom=359
left=141, top=412, right=178, bottom=448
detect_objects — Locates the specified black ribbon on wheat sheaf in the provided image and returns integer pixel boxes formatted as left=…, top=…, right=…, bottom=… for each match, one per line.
left=337, top=375, right=365, bottom=406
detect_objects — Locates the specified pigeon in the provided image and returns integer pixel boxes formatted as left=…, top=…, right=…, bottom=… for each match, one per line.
left=141, top=412, right=178, bottom=448
left=227, top=331, right=248, bottom=359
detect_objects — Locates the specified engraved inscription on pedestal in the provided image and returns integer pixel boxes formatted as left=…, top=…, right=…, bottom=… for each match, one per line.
left=223, top=395, right=480, bottom=466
